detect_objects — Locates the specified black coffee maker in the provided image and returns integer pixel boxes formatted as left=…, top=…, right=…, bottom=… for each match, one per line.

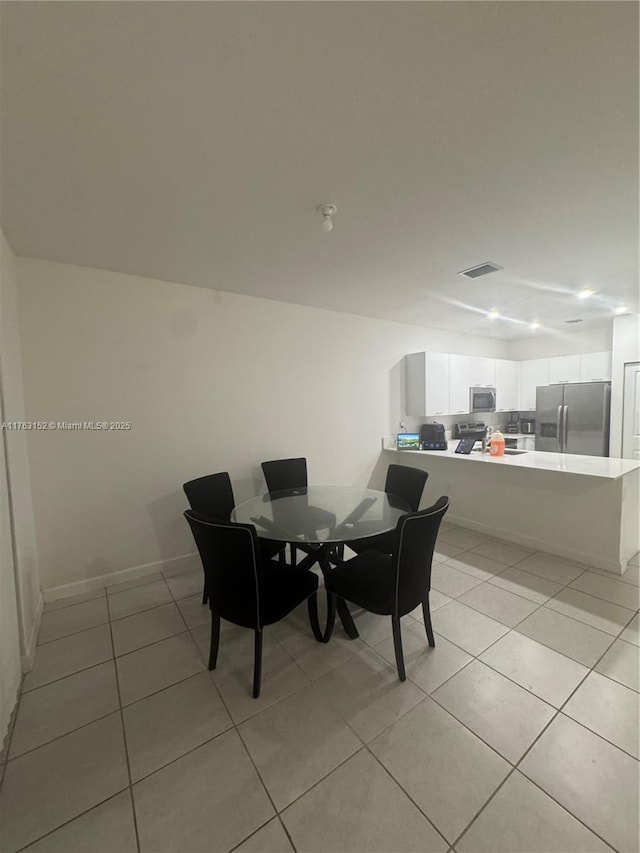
left=420, top=423, right=447, bottom=450
left=506, top=412, right=520, bottom=434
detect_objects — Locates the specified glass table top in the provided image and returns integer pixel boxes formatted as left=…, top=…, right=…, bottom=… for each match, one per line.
left=231, top=485, right=410, bottom=544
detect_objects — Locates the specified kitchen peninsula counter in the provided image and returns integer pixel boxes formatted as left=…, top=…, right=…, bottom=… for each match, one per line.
left=383, top=443, right=640, bottom=575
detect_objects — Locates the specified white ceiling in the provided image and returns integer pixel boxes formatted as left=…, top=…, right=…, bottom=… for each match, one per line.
left=1, top=2, right=638, bottom=340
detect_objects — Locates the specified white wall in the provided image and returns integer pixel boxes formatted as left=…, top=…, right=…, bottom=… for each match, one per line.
left=0, top=231, right=33, bottom=743
left=507, top=319, right=613, bottom=361
left=1, top=234, right=41, bottom=664
left=610, top=313, right=640, bottom=457
left=17, top=258, right=509, bottom=594
left=0, top=383, right=20, bottom=746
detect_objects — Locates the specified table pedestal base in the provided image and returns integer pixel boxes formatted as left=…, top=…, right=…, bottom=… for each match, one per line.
left=296, top=545, right=360, bottom=643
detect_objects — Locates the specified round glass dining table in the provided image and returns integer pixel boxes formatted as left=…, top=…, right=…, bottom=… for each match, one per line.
left=231, top=485, right=409, bottom=544
left=232, top=485, right=410, bottom=642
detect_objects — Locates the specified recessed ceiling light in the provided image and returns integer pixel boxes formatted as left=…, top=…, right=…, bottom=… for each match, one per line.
left=530, top=321, right=540, bottom=329
left=487, top=309, right=500, bottom=320
left=614, top=306, right=629, bottom=315
left=577, top=288, right=596, bottom=299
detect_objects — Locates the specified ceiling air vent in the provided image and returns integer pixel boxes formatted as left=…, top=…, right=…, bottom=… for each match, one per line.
left=458, top=262, right=503, bottom=279
left=565, top=319, right=583, bottom=324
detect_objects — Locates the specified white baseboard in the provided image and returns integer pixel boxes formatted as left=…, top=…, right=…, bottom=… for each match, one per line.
left=43, top=552, right=200, bottom=602
left=447, top=513, right=624, bottom=575
left=21, top=593, right=43, bottom=672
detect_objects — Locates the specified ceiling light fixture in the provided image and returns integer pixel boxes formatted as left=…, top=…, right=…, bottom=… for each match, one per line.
left=317, top=203, right=337, bottom=233
left=530, top=321, right=540, bottom=329
left=614, top=306, right=629, bottom=315
left=487, top=309, right=500, bottom=320
left=577, top=288, right=596, bottom=299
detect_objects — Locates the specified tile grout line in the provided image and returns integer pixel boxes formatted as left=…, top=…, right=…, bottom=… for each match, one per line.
left=364, top=740, right=452, bottom=848
left=7, top=545, right=637, bottom=853
left=445, top=539, right=639, bottom=606
left=36, top=586, right=195, bottom=650
left=20, top=652, right=114, bottom=697
left=423, top=581, right=639, bottom=757
left=166, top=573, right=301, bottom=852
left=450, top=608, right=640, bottom=851
left=12, top=789, right=132, bottom=853
left=352, top=569, right=637, bottom=848
left=431, top=546, right=638, bottom=663
left=167, top=568, right=437, bottom=847
left=16, top=581, right=635, bottom=798
left=105, top=592, right=142, bottom=853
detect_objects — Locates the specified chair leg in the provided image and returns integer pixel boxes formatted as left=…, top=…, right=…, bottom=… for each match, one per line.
left=278, top=548, right=286, bottom=565
left=208, top=611, right=220, bottom=670
left=252, top=630, right=263, bottom=699
left=391, top=616, right=406, bottom=681
left=290, top=544, right=297, bottom=566
left=323, top=592, right=337, bottom=643
left=422, top=594, right=435, bottom=647
left=307, top=592, right=323, bottom=642
left=201, top=571, right=208, bottom=605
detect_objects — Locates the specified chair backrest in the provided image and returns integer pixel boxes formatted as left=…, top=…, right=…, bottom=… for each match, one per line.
left=261, top=457, right=308, bottom=493
left=393, top=496, right=449, bottom=616
left=183, top=472, right=235, bottom=520
left=385, top=464, right=429, bottom=512
left=184, top=511, right=263, bottom=629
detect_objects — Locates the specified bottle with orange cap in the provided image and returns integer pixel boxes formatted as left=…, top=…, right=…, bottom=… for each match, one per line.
left=489, top=429, right=505, bottom=457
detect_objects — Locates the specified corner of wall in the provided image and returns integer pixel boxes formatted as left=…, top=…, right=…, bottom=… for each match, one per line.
left=0, top=229, right=42, bottom=661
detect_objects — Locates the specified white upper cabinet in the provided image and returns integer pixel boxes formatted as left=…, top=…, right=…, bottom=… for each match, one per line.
left=548, top=355, right=581, bottom=384
left=405, top=352, right=450, bottom=417
left=580, top=351, right=612, bottom=382
left=405, top=350, right=612, bottom=420
left=449, top=354, right=471, bottom=414
left=469, top=357, right=496, bottom=387
left=519, top=358, right=550, bottom=411
left=495, top=360, right=520, bottom=411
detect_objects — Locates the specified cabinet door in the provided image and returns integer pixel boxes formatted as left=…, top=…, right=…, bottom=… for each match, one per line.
left=580, top=351, right=612, bottom=382
left=549, top=355, right=581, bottom=384
left=449, top=354, right=471, bottom=414
left=495, top=360, right=520, bottom=411
left=469, top=357, right=496, bottom=387
left=519, top=358, right=549, bottom=410
left=425, top=353, right=450, bottom=416
left=405, top=352, right=451, bottom=416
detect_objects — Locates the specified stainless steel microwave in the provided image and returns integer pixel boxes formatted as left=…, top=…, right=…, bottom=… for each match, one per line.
left=470, top=386, right=496, bottom=413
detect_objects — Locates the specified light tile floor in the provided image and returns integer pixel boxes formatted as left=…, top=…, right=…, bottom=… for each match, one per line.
left=1, top=533, right=639, bottom=853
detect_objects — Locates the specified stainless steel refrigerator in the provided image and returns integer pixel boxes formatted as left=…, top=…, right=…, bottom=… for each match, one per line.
left=535, top=382, right=611, bottom=456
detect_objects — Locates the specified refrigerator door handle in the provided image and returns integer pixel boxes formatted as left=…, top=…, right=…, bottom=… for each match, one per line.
left=563, top=405, right=569, bottom=452
left=557, top=404, right=563, bottom=452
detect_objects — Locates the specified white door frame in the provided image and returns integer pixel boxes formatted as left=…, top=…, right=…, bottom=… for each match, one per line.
left=621, top=361, right=640, bottom=460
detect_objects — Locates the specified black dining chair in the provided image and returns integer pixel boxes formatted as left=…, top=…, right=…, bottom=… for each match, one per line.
left=323, top=496, right=449, bottom=681
left=184, top=511, right=321, bottom=698
left=183, top=472, right=286, bottom=604
left=345, top=464, right=429, bottom=556
left=261, top=457, right=336, bottom=565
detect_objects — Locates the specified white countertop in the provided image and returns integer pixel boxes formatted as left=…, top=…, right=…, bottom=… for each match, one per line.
left=386, top=441, right=640, bottom=480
